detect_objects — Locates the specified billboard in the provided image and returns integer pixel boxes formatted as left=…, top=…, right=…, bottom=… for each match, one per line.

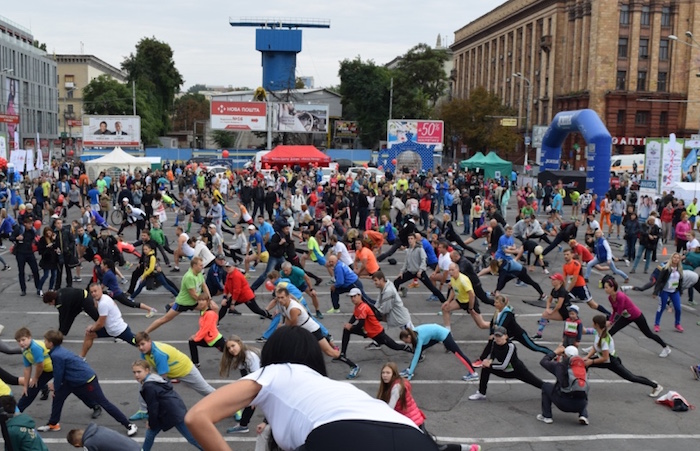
left=387, top=120, right=444, bottom=146
left=272, top=103, right=328, bottom=133
left=5, top=77, right=19, bottom=148
left=210, top=101, right=267, bottom=131
left=334, top=120, right=359, bottom=138
left=82, top=115, right=141, bottom=147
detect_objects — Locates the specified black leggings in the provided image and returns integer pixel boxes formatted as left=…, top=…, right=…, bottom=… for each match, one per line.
left=609, top=313, right=667, bottom=348
left=479, top=332, right=552, bottom=360
left=188, top=336, right=225, bottom=365
left=477, top=360, right=543, bottom=395
left=301, top=420, right=439, bottom=451
left=421, top=333, right=474, bottom=373
left=394, top=271, right=445, bottom=302
left=496, top=268, right=543, bottom=296
left=114, top=292, right=142, bottom=309
left=218, top=297, right=271, bottom=322
left=589, top=355, right=657, bottom=388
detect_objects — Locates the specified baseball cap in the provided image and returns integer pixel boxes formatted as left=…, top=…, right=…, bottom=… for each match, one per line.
left=549, top=273, right=565, bottom=282
left=122, top=197, right=129, bottom=202
left=493, top=326, right=507, bottom=337
left=215, top=254, right=226, bottom=260
left=224, top=261, right=232, bottom=267
left=567, top=304, right=580, bottom=313
left=347, top=288, right=362, bottom=297
left=248, top=225, right=256, bottom=230
left=564, top=346, right=579, bottom=358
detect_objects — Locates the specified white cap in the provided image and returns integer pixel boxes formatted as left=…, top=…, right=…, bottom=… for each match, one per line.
left=248, top=225, right=256, bottom=230
left=346, top=288, right=362, bottom=297
left=564, top=346, right=579, bottom=358
left=122, top=197, right=129, bottom=202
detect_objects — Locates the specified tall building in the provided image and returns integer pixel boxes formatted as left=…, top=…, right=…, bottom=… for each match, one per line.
left=55, top=54, right=126, bottom=153
left=0, top=15, right=58, bottom=152
left=451, top=0, right=700, bottom=165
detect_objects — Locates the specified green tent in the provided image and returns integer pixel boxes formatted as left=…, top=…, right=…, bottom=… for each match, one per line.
left=461, top=151, right=513, bottom=180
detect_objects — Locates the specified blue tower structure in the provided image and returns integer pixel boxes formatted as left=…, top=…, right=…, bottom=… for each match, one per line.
left=229, top=17, right=331, bottom=92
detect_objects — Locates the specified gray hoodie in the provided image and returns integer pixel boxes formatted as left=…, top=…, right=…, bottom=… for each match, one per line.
left=82, top=422, right=141, bottom=451
left=402, top=245, right=427, bottom=274
left=377, top=282, right=413, bottom=328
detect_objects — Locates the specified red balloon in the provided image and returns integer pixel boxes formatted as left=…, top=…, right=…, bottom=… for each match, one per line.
left=264, top=280, right=276, bottom=292
left=68, top=150, right=75, bottom=157
left=34, top=220, right=42, bottom=230
left=391, top=158, right=397, bottom=165
left=363, top=162, right=368, bottom=168
left=222, top=150, right=229, bottom=158
left=317, top=186, right=323, bottom=192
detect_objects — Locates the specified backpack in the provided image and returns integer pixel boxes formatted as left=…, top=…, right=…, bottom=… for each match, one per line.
left=364, top=299, right=384, bottom=322
left=560, top=355, right=589, bottom=397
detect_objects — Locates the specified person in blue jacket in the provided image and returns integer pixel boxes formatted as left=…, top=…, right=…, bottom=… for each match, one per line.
left=420, top=233, right=439, bottom=270
left=328, top=254, right=375, bottom=313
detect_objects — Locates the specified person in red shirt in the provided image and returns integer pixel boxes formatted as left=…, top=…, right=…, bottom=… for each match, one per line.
left=338, top=289, right=412, bottom=379
left=568, top=239, right=593, bottom=263
left=419, top=192, right=432, bottom=231
left=219, top=264, right=272, bottom=322
left=562, top=248, right=611, bottom=318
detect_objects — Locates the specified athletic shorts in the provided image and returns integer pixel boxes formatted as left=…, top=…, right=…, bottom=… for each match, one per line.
left=611, top=214, right=622, bottom=225
left=569, top=285, right=592, bottom=302
left=96, top=325, right=135, bottom=345
left=457, top=299, right=480, bottom=314
left=171, top=302, right=197, bottom=312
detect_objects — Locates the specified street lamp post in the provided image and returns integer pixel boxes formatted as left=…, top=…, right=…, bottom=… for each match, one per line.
left=513, top=72, right=532, bottom=168
left=1, top=68, right=14, bottom=151
left=668, top=32, right=700, bottom=132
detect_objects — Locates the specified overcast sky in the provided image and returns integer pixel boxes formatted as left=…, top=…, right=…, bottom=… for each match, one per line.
left=3, top=0, right=508, bottom=91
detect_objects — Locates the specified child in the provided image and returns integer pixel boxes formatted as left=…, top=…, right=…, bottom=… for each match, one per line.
left=219, top=335, right=260, bottom=434
left=67, top=423, right=141, bottom=450
left=131, top=360, right=202, bottom=451
left=15, top=327, right=55, bottom=412
left=188, top=299, right=225, bottom=368
left=561, top=305, right=583, bottom=348
left=0, top=395, right=49, bottom=451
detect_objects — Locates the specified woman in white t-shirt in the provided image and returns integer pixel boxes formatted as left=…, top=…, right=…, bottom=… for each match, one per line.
left=185, top=326, right=439, bottom=451
left=652, top=252, right=684, bottom=332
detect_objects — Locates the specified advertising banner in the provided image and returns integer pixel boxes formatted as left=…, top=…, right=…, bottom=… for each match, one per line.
left=82, top=116, right=141, bottom=147
left=272, top=103, right=329, bottom=133
left=210, top=101, right=267, bottom=131
left=5, top=77, right=18, bottom=144
left=661, top=134, right=684, bottom=191
left=387, top=120, right=444, bottom=146
left=334, top=120, right=359, bottom=138
left=644, top=138, right=662, bottom=190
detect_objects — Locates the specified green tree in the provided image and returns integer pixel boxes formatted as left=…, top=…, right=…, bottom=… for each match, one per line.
left=172, top=93, right=210, bottom=132
left=438, top=86, right=520, bottom=156
left=122, top=37, right=184, bottom=136
left=211, top=130, right=237, bottom=149
left=391, top=43, right=449, bottom=119
left=82, top=75, right=133, bottom=115
left=338, top=57, right=391, bottom=148
left=187, top=84, right=207, bottom=94
left=33, top=40, right=47, bottom=51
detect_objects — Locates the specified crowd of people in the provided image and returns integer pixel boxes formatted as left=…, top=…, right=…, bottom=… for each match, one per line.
left=0, top=158, right=695, bottom=450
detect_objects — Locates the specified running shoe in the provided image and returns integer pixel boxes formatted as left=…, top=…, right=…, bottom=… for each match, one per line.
left=146, top=308, right=157, bottom=318
left=326, top=308, right=340, bottom=314
left=399, top=369, right=411, bottom=378
left=578, top=415, right=589, bottom=425
left=624, top=259, right=630, bottom=267
left=536, top=414, right=553, bottom=424
left=539, top=293, right=548, bottom=301
left=468, top=392, right=487, bottom=400
left=426, top=295, right=439, bottom=302
left=649, top=383, right=663, bottom=397
left=462, top=372, right=479, bottom=382
left=315, top=311, right=324, bottom=319
left=127, top=424, right=138, bottom=437
left=227, top=425, right=249, bottom=434
left=408, top=281, right=420, bottom=288
left=365, top=342, right=381, bottom=351
left=690, top=365, right=700, bottom=380
left=653, top=325, right=660, bottom=333
left=472, top=360, right=483, bottom=368
left=171, top=267, right=180, bottom=272
left=1, top=266, right=9, bottom=271
left=255, top=336, right=267, bottom=343
left=675, top=324, right=684, bottom=333
left=400, top=287, right=408, bottom=297
left=92, top=406, right=102, bottom=419
left=543, top=268, right=550, bottom=275
left=515, top=280, right=527, bottom=287
left=37, top=424, right=61, bottom=432
left=659, top=346, right=671, bottom=358
left=347, top=366, right=361, bottom=379
left=531, top=334, right=543, bottom=341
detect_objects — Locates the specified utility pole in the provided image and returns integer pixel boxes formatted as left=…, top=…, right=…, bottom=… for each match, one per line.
left=389, top=77, right=394, bottom=120
left=513, top=72, right=532, bottom=168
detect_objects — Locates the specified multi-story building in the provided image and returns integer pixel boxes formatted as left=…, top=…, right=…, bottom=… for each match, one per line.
left=55, top=54, right=126, bottom=153
left=451, top=0, right=700, bottom=165
left=0, top=15, right=58, bottom=152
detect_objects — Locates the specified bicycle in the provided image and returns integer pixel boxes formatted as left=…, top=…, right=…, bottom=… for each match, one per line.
left=110, top=206, right=124, bottom=226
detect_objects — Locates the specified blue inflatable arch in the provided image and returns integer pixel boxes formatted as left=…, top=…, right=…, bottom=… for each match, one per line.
left=540, top=109, right=612, bottom=198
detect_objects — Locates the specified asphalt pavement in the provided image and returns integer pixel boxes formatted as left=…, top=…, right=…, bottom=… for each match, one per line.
left=0, top=198, right=698, bottom=451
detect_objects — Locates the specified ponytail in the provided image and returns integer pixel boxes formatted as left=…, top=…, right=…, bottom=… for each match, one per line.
left=592, top=314, right=608, bottom=350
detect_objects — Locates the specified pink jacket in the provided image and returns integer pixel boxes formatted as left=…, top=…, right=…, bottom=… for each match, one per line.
left=675, top=221, right=691, bottom=241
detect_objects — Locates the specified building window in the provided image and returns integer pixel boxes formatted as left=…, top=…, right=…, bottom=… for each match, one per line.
left=661, top=6, right=671, bottom=27
left=617, top=110, right=625, bottom=125
left=64, top=74, right=74, bottom=83
left=618, top=38, right=628, bottom=58
left=67, top=90, right=74, bottom=99
left=639, top=39, right=649, bottom=58
left=616, top=70, right=627, bottom=90
left=660, top=111, right=668, bottom=125
left=635, top=111, right=650, bottom=125
left=637, top=71, right=647, bottom=91
left=641, top=6, right=650, bottom=26
left=658, top=71, right=668, bottom=92
left=659, top=39, right=669, bottom=61
left=67, top=104, right=74, bottom=114
left=620, top=5, right=630, bottom=25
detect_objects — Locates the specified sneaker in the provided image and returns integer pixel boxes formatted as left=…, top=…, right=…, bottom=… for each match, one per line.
left=399, top=368, right=411, bottom=378
left=315, top=311, right=324, bottom=319
left=347, top=366, right=361, bottom=379
left=543, top=268, right=550, bottom=275
left=400, top=287, right=408, bottom=297
left=408, top=281, right=420, bottom=288
left=40, top=385, right=49, bottom=400
left=578, top=415, right=589, bottom=425
left=539, top=293, right=547, bottom=301
left=536, top=414, right=553, bottom=424
left=171, top=267, right=180, bottom=272
left=653, top=325, right=660, bottom=333
left=675, top=324, right=684, bottom=333
left=620, top=285, right=633, bottom=292
left=0, top=245, right=5, bottom=249
left=120, top=278, right=128, bottom=284
left=660, top=346, right=672, bottom=358
left=472, top=359, right=483, bottom=368
left=688, top=300, right=699, bottom=306
left=37, top=424, right=61, bottom=432
left=227, top=425, right=249, bottom=434
left=365, top=342, right=381, bottom=350
left=468, top=392, right=487, bottom=400
left=38, top=290, right=44, bottom=297
left=531, top=334, right=543, bottom=341
left=129, top=410, right=148, bottom=421
left=231, top=309, right=242, bottom=315
left=248, top=267, right=256, bottom=272
left=234, top=409, right=243, bottom=421
left=515, top=280, right=527, bottom=287
left=92, top=406, right=102, bottom=419
left=624, top=259, right=630, bottom=267
left=255, top=336, right=267, bottom=343
left=426, top=294, right=439, bottom=302
left=145, top=308, right=157, bottom=318
left=326, top=308, right=340, bottom=314
left=127, top=423, right=138, bottom=437
left=462, top=372, right=479, bottom=382
left=418, top=354, right=425, bottom=362
left=1, top=266, right=9, bottom=271
left=691, top=365, right=700, bottom=380
left=649, top=383, right=663, bottom=397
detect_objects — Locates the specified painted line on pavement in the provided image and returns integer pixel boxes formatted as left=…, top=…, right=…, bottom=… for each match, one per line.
left=0, top=310, right=545, bottom=317
left=93, top=378, right=630, bottom=385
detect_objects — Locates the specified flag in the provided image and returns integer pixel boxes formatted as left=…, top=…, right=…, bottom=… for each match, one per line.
left=13, top=131, right=19, bottom=151
left=682, top=148, right=697, bottom=173
left=35, top=132, right=43, bottom=171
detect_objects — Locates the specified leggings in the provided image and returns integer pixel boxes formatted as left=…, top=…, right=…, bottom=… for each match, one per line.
left=114, top=292, right=142, bottom=309
left=479, top=332, right=552, bottom=360
left=394, top=271, right=445, bottom=303
left=589, top=355, right=657, bottom=388
left=609, top=313, right=667, bottom=348
left=656, top=290, right=681, bottom=326
left=301, top=420, right=439, bottom=451
left=477, top=360, right=543, bottom=395
left=496, top=268, right=543, bottom=296
left=421, top=333, right=474, bottom=373
left=219, top=298, right=271, bottom=322
left=188, top=336, right=225, bottom=365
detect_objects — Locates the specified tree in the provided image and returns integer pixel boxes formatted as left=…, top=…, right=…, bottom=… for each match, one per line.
left=438, top=86, right=520, bottom=156
left=122, top=37, right=184, bottom=136
left=391, top=43, right=449, bottom=120
left=211, top=130, right=237, bottom=149
left=338, top=57, right=391, bottom=148
left=172, top=93, right=209, bottom=132
left=33, top=40, right=47, bottom=51
left=82, top=75, right=133, bottom=115
left=187, top=84, right=207, bottom=94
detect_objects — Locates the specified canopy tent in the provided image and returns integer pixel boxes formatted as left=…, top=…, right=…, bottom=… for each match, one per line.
left=261, top=145, right=331, bottom=167
left=460, top=151, right=512, bottom=180
left=84, top=147, right=153, bottom=182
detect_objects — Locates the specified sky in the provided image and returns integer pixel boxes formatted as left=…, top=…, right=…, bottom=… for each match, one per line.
left=3, top=0, right=508, bottom=92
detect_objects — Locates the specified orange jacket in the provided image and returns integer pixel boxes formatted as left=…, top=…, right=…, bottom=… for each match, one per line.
left=192, top=309, right=223, bottom=345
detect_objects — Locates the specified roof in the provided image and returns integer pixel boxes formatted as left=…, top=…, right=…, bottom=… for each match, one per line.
left=261, top=145, right=331, bottom=165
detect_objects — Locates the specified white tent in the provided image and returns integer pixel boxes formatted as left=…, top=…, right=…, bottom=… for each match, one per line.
left=84, top=147, right=152, bottom=182
left=669, top=182, right=700, bottom=205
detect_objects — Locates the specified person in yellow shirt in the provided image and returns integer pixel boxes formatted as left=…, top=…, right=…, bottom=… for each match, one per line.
left=687, top=198, right=698, bottom=228
left=441, top=263, right=483, bottom=330
left=15, top=327, right=56, bottom=412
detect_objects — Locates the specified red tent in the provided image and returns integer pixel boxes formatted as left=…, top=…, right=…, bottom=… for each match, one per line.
left=261, top=145, right=331, bottom=166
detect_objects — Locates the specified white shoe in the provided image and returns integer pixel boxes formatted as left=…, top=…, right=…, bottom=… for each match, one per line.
left=649, top=383, right=663, bottom=397
left=578, top=415, right=589, bottom=425
left=468, top=392, right=487, bottom=400
left=127, top=423, right=138, bottom=436
left=659, top=347, right=671, bottom=358
left=536, top=414, right=553, bottom=424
